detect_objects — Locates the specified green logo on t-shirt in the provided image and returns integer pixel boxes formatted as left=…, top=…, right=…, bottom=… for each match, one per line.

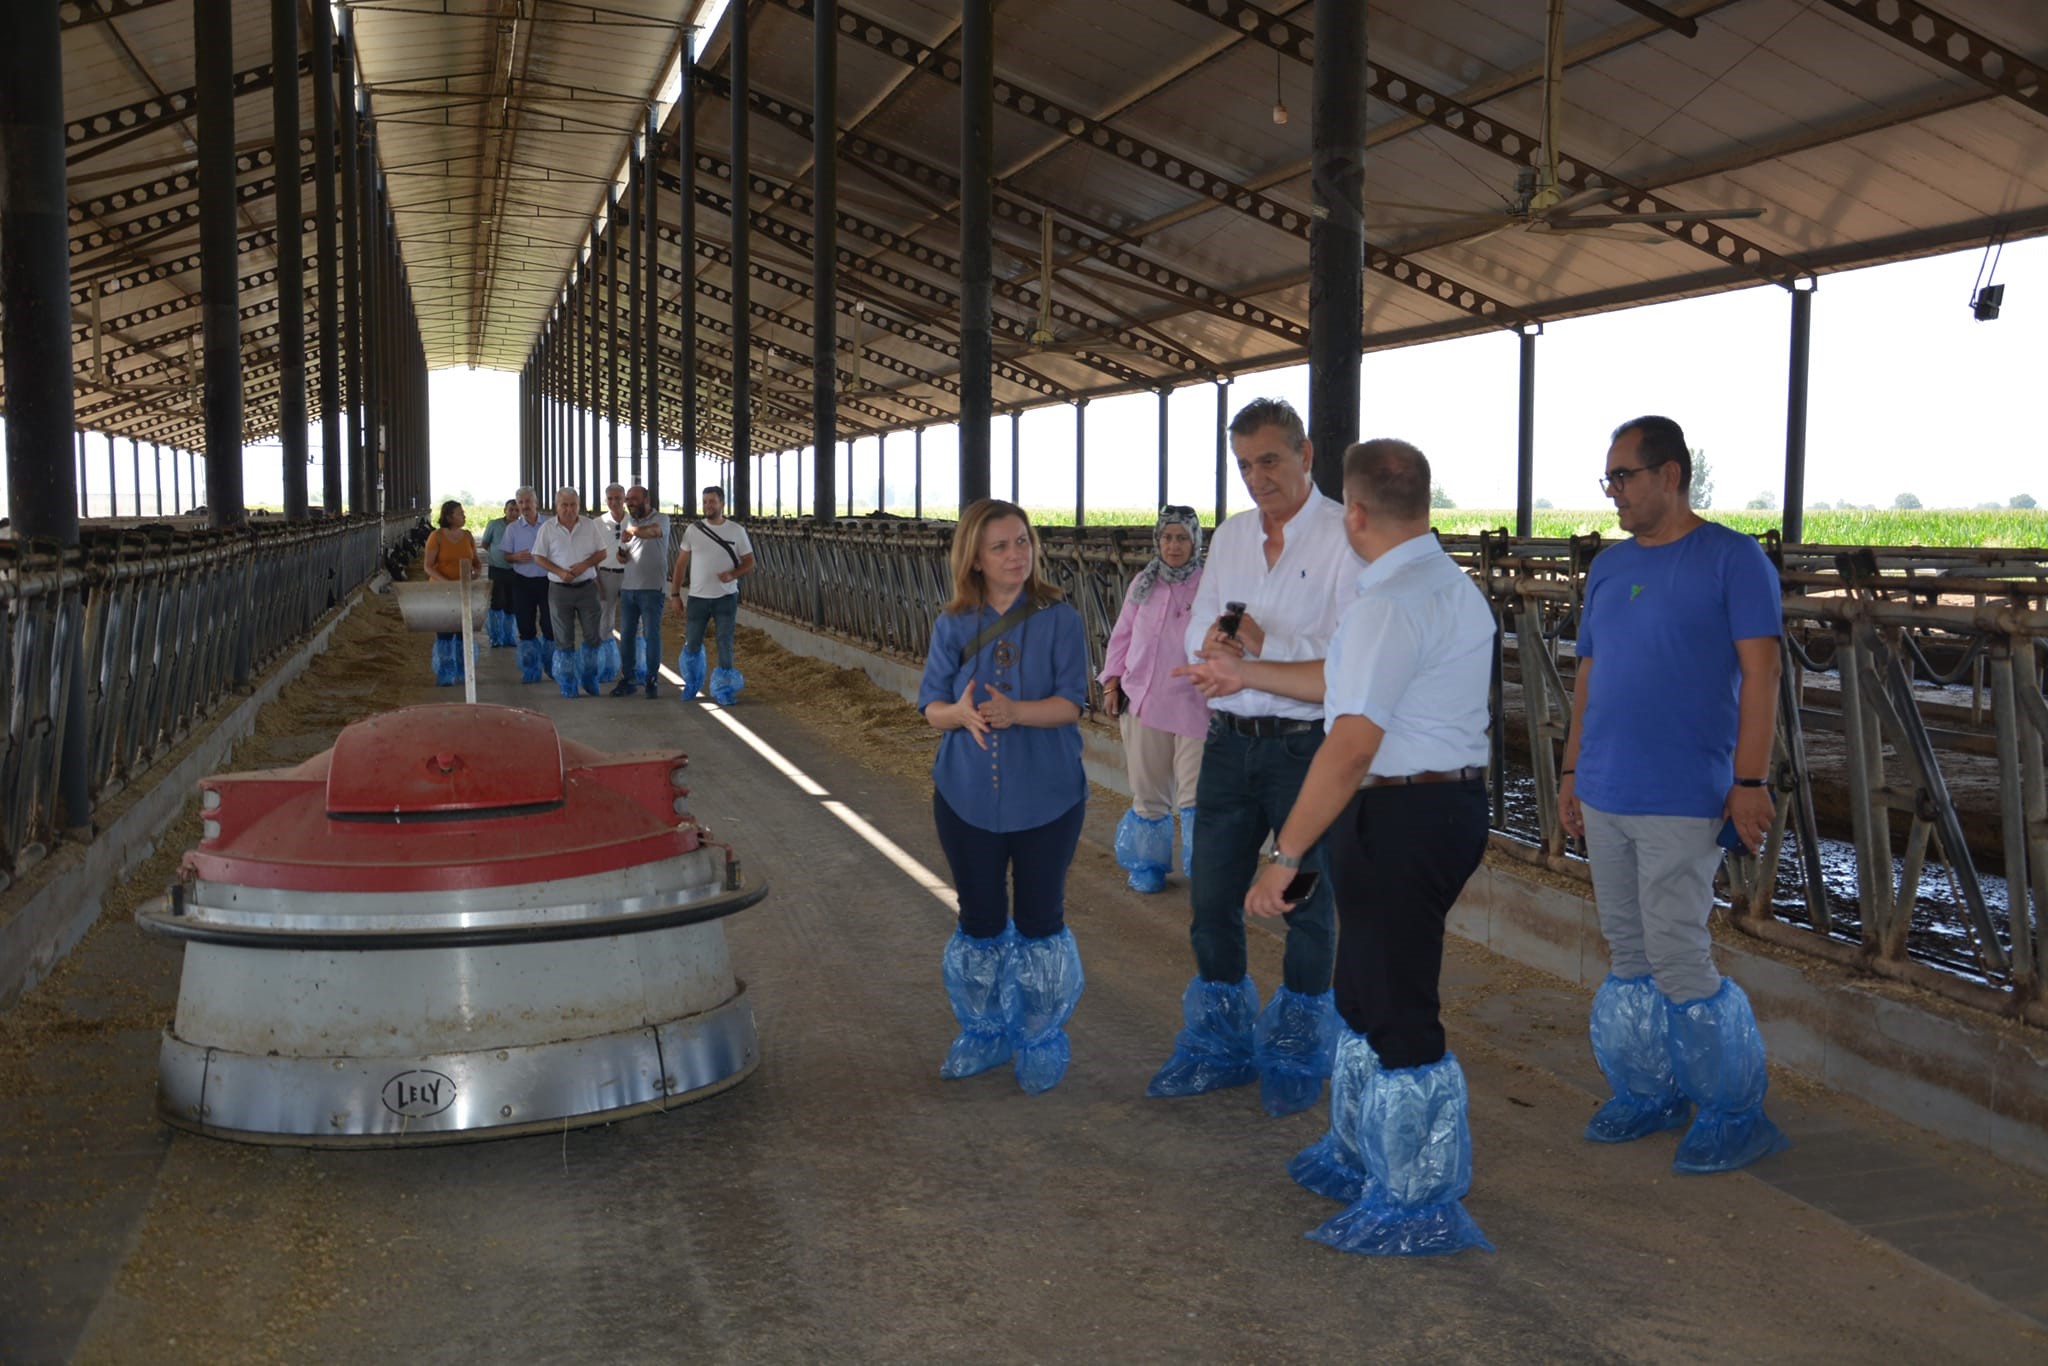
left=1630, top=583, right=1646, bottom=601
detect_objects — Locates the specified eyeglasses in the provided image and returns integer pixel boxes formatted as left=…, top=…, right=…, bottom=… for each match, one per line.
left=1160, top=504, right=1196, bottom=519
left=1598, top=465, right=1658, bottom=496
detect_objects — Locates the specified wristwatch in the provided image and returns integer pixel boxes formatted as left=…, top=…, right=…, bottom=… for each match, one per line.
left=1732, top=777, right=1768, bottom=788
left=1269, top=849, right=1302, bottom=870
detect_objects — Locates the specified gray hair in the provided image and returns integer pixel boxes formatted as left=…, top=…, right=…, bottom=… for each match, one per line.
left=605, top=482, right=626, bottom=497
left=514, top=485, right=536, bottom=501
left=552, top=486, right=580, bottom=506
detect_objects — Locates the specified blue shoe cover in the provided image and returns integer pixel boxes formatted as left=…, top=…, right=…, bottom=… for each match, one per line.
left=1113, top=809, right=1173, bottom=893
left=678, top=647, right=706, bottom=700
left=483, top=610, right=506, bottom=646
left=431, top=636, right=457, bottom=686
left=1667, top=979, right=1790, bottom=1174
left=633, top=636, right=650, bottom=685
left=554, top=648, right=579, bottom=698
left=1256, top=986, right=1342, bottom=1117
left=710, top=666, right=745, bottom=706
left=1290, top=1030, right=1381, bottom=1202
left=940, top=927, right=1015, bottom=1079
left=1308, top=1053, right=1493, bottom=1257
left=1146, top=975, right=1260, bottom=1097
left=516, top=638, right=543, bottom=684
left=577, top=643, right=602, bottom=696
left=1179, top=805, right=1197, bottom=876
left=497, top=610, right=517, bottom=646
left=597, top=639, right=621, bottom=683
left=1586, top=973, right=1691, bottom=1143
left=1003, top=928, right=1083, bottom=1095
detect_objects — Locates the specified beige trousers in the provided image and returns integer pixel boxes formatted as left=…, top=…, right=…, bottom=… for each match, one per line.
left=1122, top=711, right=1202, bottom=819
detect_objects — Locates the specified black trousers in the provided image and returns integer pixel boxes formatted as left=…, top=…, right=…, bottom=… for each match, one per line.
left=1325, top=779, right=1489, bottom=1070
left=509, top=572, right=554, bottom=643
left=931, top=791, right=1085, bottom=941
left=487, top=565, right=516, bottom=613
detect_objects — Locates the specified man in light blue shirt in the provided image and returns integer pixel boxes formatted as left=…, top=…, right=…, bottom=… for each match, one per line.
left=1196, top=438, right=1495, bottom=1257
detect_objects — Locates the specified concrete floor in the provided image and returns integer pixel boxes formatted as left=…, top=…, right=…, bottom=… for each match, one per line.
left=4, top=610, right=2047, bottom=1364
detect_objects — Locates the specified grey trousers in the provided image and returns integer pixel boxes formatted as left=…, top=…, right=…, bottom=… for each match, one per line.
left=1580, top=802, right=1725, bottom=1004
left=548, top=579, right=601, bottom=651
left=596, top=569, right=622, bottom=639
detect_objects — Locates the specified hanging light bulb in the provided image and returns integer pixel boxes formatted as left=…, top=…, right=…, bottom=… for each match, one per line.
left=1272, top=50, right=1289, bottom=124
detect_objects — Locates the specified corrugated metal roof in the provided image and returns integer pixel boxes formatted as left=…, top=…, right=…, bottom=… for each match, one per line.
left=22, top=0, right=2048, bottom=459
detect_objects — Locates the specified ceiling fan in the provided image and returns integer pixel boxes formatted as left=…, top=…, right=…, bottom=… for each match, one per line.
left=991, top=211, right=1155, bottom=362
left=1375, top=0, right=1764, bottom=247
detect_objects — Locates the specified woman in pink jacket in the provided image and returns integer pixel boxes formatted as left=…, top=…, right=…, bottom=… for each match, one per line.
left=1099, top=505, right=1209, bottom=892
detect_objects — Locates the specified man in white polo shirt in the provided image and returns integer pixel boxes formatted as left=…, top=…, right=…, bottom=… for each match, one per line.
left=533, top=487, right=611, bottom=697
left=1148, top=397, right=1362, bottom=1118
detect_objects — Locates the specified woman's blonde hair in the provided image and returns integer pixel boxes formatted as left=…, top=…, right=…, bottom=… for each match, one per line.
left=943, top=499, right=1064, bottom=614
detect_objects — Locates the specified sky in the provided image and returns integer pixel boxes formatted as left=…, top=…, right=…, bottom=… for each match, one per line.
left=13, top=235, right=2044, bottom=523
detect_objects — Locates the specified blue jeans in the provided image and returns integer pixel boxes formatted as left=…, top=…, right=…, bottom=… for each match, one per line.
left=617, top=588, right=664, bottom=682
left=1189, top=716, right=1337, bottom=994
left=932, top=791, right=1086, bottom=940
left=684, top=593, right=738, bottom=668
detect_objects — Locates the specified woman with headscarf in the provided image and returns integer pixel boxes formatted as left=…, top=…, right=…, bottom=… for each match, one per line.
left=1099, top=505, right=1208, bottom=892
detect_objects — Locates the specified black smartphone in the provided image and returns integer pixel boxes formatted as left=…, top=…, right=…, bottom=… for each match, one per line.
left=1219, top=600, right=1248, bottom=637
left=1281, top=869, right=1321, bottom=904
left=1717, top=818, right=1747, bottom=852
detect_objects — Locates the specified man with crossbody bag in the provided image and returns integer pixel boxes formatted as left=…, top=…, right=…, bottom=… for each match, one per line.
left=668, top=485, right=755, bottom=704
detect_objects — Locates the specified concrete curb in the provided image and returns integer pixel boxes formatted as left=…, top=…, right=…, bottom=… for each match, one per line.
left=0, top=595, right=363, bottom=1009
left=744, top=607, right=2048, bottom=1180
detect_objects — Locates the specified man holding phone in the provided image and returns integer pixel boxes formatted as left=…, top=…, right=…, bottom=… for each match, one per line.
left=1216, top=439, right=1494, bottom=1256
left=1145, top=397, right=1361, bottom=1118
left=1558, top=415, right=1788, bottom=1175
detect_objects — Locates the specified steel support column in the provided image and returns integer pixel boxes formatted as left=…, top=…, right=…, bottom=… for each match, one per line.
left=1784, top=280, right=1814, bottom=543
left=628, top=159, right=643, bottom=483
left=340, top=31, right=365, bottom=513
left=914, top=426, right=923, bottom=519
left=875, top=430, right=886, bottom=513
left=153, top=442, right=163, bottom=515
left=957, top=0, right=994, bottom=507
left=680, top=54, right=698, bottom=514
left=811, top=0, right=838, bottom=523
left=1010, top=409, right=1020, bottom=504
left=607, top=202, right=620, bottom=487
left=1214, top=378, right=1231, bottom=525
left=1308, top=0, right=1365, bottom=499
left=644, top=113, right=660, bottom=501
left=1157, top=388, right=1170, bottom=507
left=197, top=0, right=245, bottom=531
left=313, top=1, right=342, bottom=514
left=273, top=0, right=308, bottom=520
left=358, top=115, right=381, bottom=512
left=1075, top=401, right=1087, bottom=527
left=131, top=437, right=141, bottom=516
left=1, top=0, right=89, bottom=826
left=729, top=1, right=752, bottom=518
left=1517, top=325, right=1539, bottom=537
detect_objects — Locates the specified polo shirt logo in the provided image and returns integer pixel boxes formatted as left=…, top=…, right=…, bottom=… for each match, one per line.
left=1630, top=583, right=1646, bottom=601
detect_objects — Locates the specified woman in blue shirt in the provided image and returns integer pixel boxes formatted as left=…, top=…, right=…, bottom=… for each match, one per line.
left=917, top=499, right=1090, bottom=1094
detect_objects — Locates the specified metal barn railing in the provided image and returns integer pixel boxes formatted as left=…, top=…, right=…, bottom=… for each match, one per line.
left=1, top=511, right=420, bottom=888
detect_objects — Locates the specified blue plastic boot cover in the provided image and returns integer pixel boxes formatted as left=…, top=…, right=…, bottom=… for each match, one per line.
left=516, top=638, right=543, bottom=684
left=1146, top=975, right=1260, bottom=1097
left=1290, top=1030, right=1382, bottom=1202
left=1255, top=986, right=1343, bottom=1118
left=1113, top=809, right=1174, bottom=893
left=577, top=643, right=603, bottom=696
left=1307, top=1053, right=1493, bottom=1257
left=554, top=648, right=579, bottom=698
left=1003, top=928, right=1084, bottom=1095
left=484, top=610, right=506, bottom=646
left=678, top=647, right=706, bottom=700
left=597, top=639, right=621, bottom=683
left=1179, top=805, right=1197, bottom=876
left=633, top=636, right=649, bottom=685
left=430, top=636, right=455, bottom=686
left=940, top=926, right=1015, bottom=1079
left=1666, top=978, right=1790, bottom=1174
left=710, top=666, right=745, bottom=706
left=497, top=610, right=516, bottom=646
left=1586, top=973, right=1691, bottom=1143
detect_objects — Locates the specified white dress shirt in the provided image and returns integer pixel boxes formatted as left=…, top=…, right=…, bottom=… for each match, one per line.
left=533, top=515, right=607, bottom=584
left=1183, top=491, right=1364, bottom=721
left=1323, top=532, right=1494, bottom=777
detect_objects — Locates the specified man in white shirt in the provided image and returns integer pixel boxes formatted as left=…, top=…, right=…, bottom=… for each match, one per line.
left=1146, top=397, right=1362, bottom=1118
left=595, top=482, right=629, bottom=683
left=668, top=485, right=755, bottom=704
left=1225, top=438, right=1495, bottom=1257
left=533, top=487, right=611, bottom=697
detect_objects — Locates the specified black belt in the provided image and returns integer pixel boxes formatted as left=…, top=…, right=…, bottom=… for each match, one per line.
left=600, top=567, right=625, bottom=574
left=1214, top=713, right=1320, bottom=738
left=1359, top=766, right=1485, bottom=789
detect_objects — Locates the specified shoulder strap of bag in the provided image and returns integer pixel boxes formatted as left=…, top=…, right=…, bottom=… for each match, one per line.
left=959, top=597, right=1043, bottom=665
left=694, top=520, right=742, bottom=569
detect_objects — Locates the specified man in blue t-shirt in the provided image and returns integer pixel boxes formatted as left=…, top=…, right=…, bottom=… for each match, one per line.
left=1558, top=415, right=1789, bottom=1176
